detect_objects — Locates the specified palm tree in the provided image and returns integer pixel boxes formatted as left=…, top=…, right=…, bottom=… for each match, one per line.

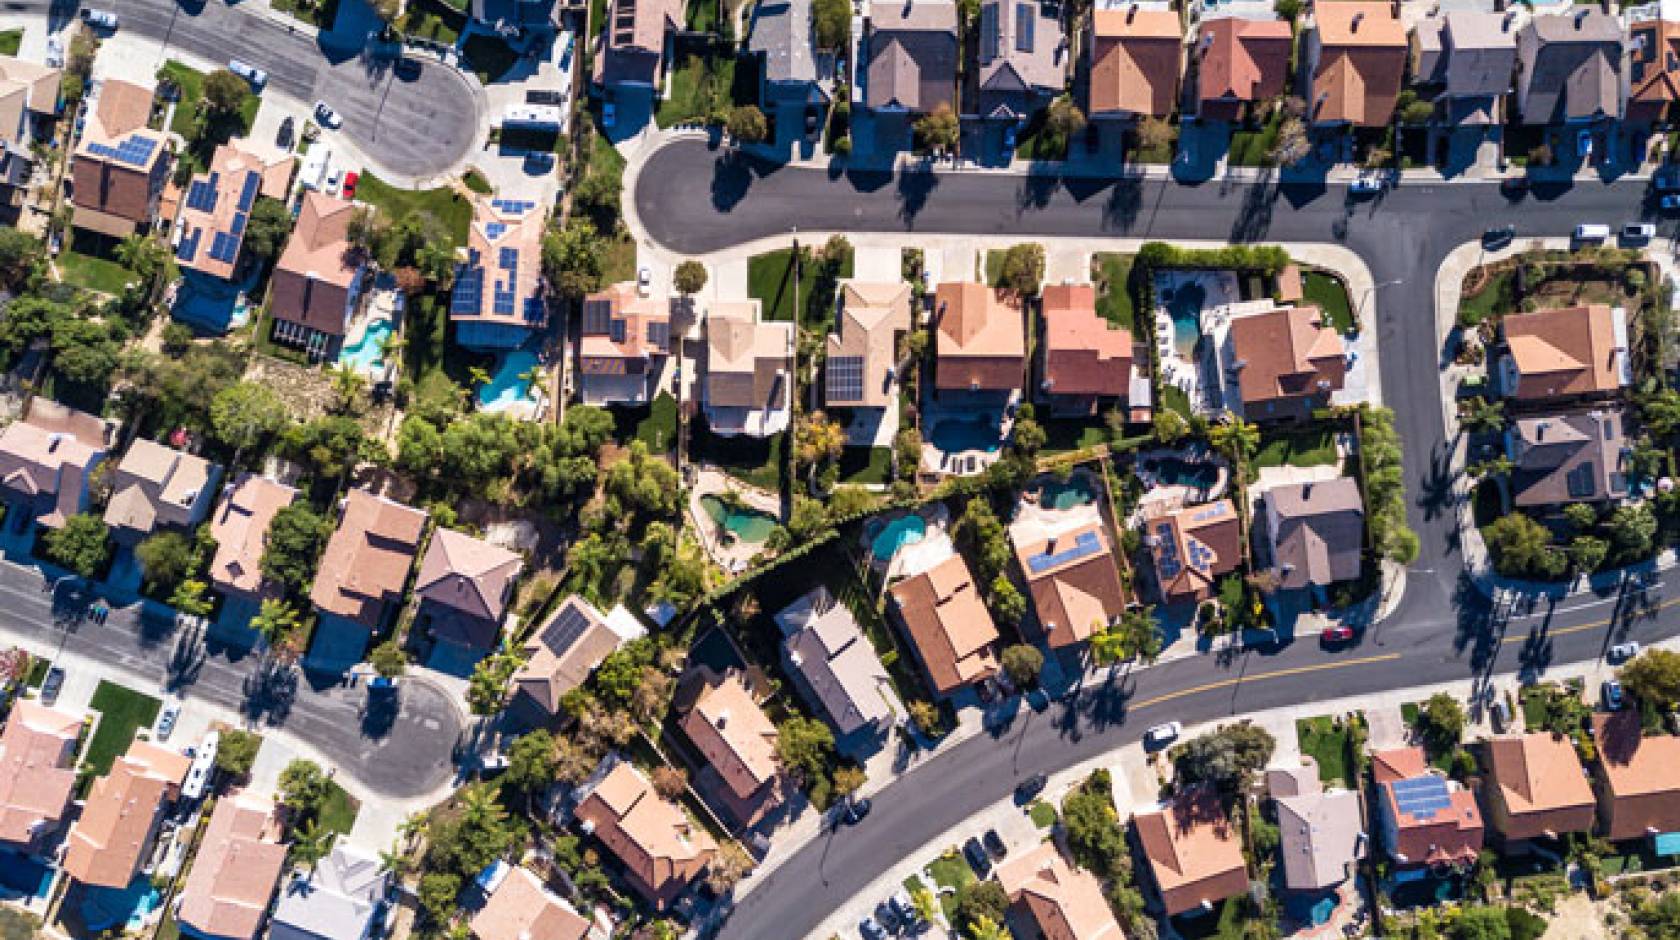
left=1089, top=627, right=1131, bottom=667
left=1208, top=414, right=1260, bottom=466
left=517, top=365, right=544, bottom=400
left=457, top=783, right=506, bottom=830
left=330, top=366, right=366, bottom=413
left=377, top=843, right=411, bottom=878
left=252, top=599, right=302, bottom=657
left=467, top=365, right=491, bottom=389
left=910, top=886, right=940, bottom=925
left=966, top=915, right=1007, bottom=940
left=1459, top=396, right=1506, bottom=434
left=396, top=811, right=426, bottom=850
left=289, top=817, right=337, bottom=871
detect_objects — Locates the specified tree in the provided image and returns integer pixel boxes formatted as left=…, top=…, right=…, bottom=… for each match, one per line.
left=288, top=816, right=337, bottom=870
left=41, top=513, right=109, bottom=578
left=705, top=841, right=754, bottom=894
left=1459, top=397, right=1506, bottom=434
left=651, top=765, right=689, bottom=800
left=171, top=579, right=213, bottom=619
left=541, top=218, right=605, bottom=301
left=1133, top=116, right=1173, bottom=154
left=726, top=105, right=768, bottom=143
left=1482, top=513, right=1564, bottom=579
left=910, top=885, right=939, bottom=923
left=1562, top=502, right=1598, bottom=533
left=1208, top=415, right=1260, bottom=471
left=965, top=916, right=1007, bottom=940
left=1568, top=535, right=1608, bottom=573
left=775, top=716, right=835, bottom=784
left=216, top=729, right=262, bottom=777
left=996, top=243, right=1045, bottom=297
left=989, top=574, right=1026, bottom=627
left=1045, top=97, right=1085, bottom=143
left=914, top=104, right=960, bottom=155
left=467, top=650, right=522, bottom=715
left=211, top=382, right=288, bottom=454
left=907, top=700, right=940, bottom=736
left=241, top=198, right=295, bottom=260
left=369, top=640, right=407, bottom=678
left=952, top=879, right=1009, bottom=935
left=51, top=319, right=121, bottom=386
left=813, top=0, right=850, bottom=48
left=1172, top=722, right=1276, bottom=794
left=417, top=872, right=462, bottom=923
left=251, top=599, right=304, bottom=658
left=1449, top=906, right=1512, bottom=940
left=135, top=530, right=193, bottom=589
left=278, top=759, right=330, bottom=818
left=1061, top=773, right=1126, bottom=876
left=201, top=68, right=250, bottom=116
left=1621, top=648, right=1680, bottom=712
left=1269, top=115, right=1311, bottom=167
left=1402, top=100, right=1436, bottom=126
left=954, top=497, right=1009, bottom=583
left=832, top=764, right=866, bottom=800
left=1000, top=643, right=1043, bottom=688
left=673, top=260, right=708, bottom=296
left=0, top=227, right=42, bottom=288
left=1418, top=692, right=1466, bottom=750
left=1610, top=503, right=1659, bottom=560
left=503, top=730, right=557, bottom=795
left=261, top=504, right=332, bottom=595
left=795, top=412, right=846, bottom=470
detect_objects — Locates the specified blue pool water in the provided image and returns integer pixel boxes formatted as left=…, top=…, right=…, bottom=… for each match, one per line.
left=1036, top=476, right=1098, bottom=510
left=868, top=514, right=926, bottom=561
left=80, top=876, right=161, bottom=932
left=930, top=416, right=1003, bottom=454
left=340, top=318, right=393, bottom=374
left=1164, top=281, right=1205, bottom=356
left=0, top=851, right=52, bottom=899
left=1142, top=456, right=1219, bottom=488
left=478, top=348, right=541, bottom=411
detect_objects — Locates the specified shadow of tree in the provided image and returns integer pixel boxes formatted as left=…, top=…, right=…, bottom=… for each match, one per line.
left=896, top=164, right=938, bottom=227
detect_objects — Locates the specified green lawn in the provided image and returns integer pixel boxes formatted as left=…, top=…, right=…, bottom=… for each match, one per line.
left=839, top=446, right=892, bottom=484
left=270, top=0, right=340, bottom=29
left=1092, top=253, right=1136, bottom=331
left=685, top=0, right=718, bottom=32
left=1029, top=800, right=1057, bottom=828
left=1295, top=716, right=1356, bottom=789
left=318, top=779, right=360, bottom=837
left=1042, top=418, right=1110, bottom=452
left=747, top=248, right=854, bottom=323
left=1228, top=112, right=1282, bottom=167
left=1162, top=384, right=1192, bottom=419
left=1255, top=428, right=1338, bottom=468
left=463, top=33, right=521, bottom=83
left=637, top=392, right=680, bottom=452
left=925, top=849, right=975, bottom=920
left=84, top=681, right=162, bottom=777
left=1302, top=270, right=1355, bottom=333
left=1458, top=269, right=1515, bottom=328
left=56, top=248, right=135, bottom=295
left=656, top=48, right=741, bottom=129
left=695, top=425, right=783, bottom=492
left=0, top=31, right=21, bottom=57
left=1014, top=105, right=1069, bottom=161
left=160, top=60, right=261, bottom=141
left=355, top=172, right=472, bottom=247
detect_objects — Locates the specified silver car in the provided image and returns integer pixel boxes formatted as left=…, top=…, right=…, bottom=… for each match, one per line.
left=229, top=59, right=268, bottom=90
left=80, top=8, right=118, bottom=29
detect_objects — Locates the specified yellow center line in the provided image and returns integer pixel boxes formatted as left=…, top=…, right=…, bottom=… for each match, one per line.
left=1130, top=653, right=1405, bottom=711
left=1498, top=593, right=1680, bottom=646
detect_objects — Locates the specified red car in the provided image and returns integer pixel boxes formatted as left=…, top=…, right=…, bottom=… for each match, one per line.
left=1321, top=626, right=1355, bottom=644
left=341, top=171, right=358, bottom=200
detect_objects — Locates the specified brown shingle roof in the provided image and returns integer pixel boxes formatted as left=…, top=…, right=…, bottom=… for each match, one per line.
left=1592, top=711, right=1680, bottom=841
left=1506, top=408, right=1629, bottom=508
left=0, top=701, right=80, bottom=850
left=0, top=401, right=108, bottom=529
left=1195, top=16, right=1292, bottom=119
left=1134, top=788, right=1249, bottom=916
left=994, top=841, right=1124, bottom=940
left=680, top=670, right=781, bottom=802
left=1502, top=304, right=1626, bottom=401
left=310, top=490, right=428, bottom=629
left=1263, top=478, right=1364, bottom=590
left=416, top=528, right=523, bottom=624
left=1041, top=283, right=1133, bottom=399
left=933, top=282, right=1025, bottom=393
left=580, top=281, right=671, bottom=389
left=72, top=80, right=168, bottom=231
left=1012, top=517, right=1127, bottom=649
left=470, top=866, right=589, bottom=940
left=209, top=474, right=298, bottom=599
left=1485, top=733, right=1597, bottom=841
left=103, top=439, right=216, bottom=537
left=1143, top=499, right=1242, bottom=604
left=1310, top=3, right=1408, bottom=126
left=705, top=301, right=794, bottom=410
left=826, top=281, right=912, bottom=409
left=574, top=761, right=717, bottom=910
left=887, top=553, right=1000, bottom=695
left=513, top=595, right=641, bottom=714
left=864, top=1, right=959, bottom=112
left=1088, top=7, right=1183, bottom=117
left=271, top=192, right=361, bottom=338
left=64, top=740, right=191, bottom=888
left=176, top=791, right=288, bottom=940
left=1228, top=304, right=1345, bottom=420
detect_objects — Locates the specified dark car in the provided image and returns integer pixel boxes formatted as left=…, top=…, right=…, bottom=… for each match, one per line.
left=393, top=57, right=421, bottom=80
left=276, top=116, right=294, bottom=148
left=982, top=828, right=1007, bottom=860
left=874, top=901, right=901, bottom=933
left=859, top=916, right=887, bottom=940
left=963, top=837, right=992, bottom=876
left=1014, top=772, right=1048, bottom=804
left=841, top=797, right=872, bottom=825
left=1501, top=176, right=1530, bottom=197
left=805, top=108, right=820, bottom=137
left=41, top=666, right=64, bottom=705
left=1482, top=224, right=1515, bottom=249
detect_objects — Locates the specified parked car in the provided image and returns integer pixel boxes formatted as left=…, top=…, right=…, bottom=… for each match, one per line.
left=888, top=890, right=917, bottom=924
left=602, top=102, right=617, bottom=128
left=873, top=902, right=900, bottom=933
left=156, top=699, right=181, bottom=740
left=1610, top=641, right=1642, bottom=663
left=637, top=265, right=652, bottom=296
left=1623, top=223, right=1657, bottom=242
left=1574, top=223, right=1611, bottom=242
left=1490, top=696, right=1513, bottom=733
left=1662, top=195, right=1680, bottom=212
left=276, top=116, right=295, bottom=148
left=1603, top=679, right=1626, bottom=711
left=962, top=837, right=992, bottom=876
left=1015, top=772, right=1047, bottom=804
left=1321, top=625, right=1355, bottom=644
left=80, top=8, right=118, bottom=29
left=325, top=168, right=343, bottom=197
left=982, top=828, right=1007, bottom=860
left=313, top=100, right=343, bottom=129
left=228, top=59, right=267, bottom=90
left=1144, top=721, right=1182, bottom=750
left=1482, top=225, right=1516, bottom=249
left=841, top=797, right=871, bottom=825
left=1349, top=174, right=1383, bottom=195
left=393, top=57, right=421, bottom=80
left=40, top=666, right=64, bottom=705
left=858, top=916, right=886, bottom=940
left=342, top=171, right=358, bottom=200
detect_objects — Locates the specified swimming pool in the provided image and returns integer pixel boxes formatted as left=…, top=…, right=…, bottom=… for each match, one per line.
left=80, top=876, right=162, bottom=932
left=700, top=494, right=777, bottom=543
left=0, top=851, right=52, bottom=900
left=929, top=416, right=1003, bottom=454
left=478, top=348, right=541, bottom=411
left=867, top=514, right=926, bottom=561
left=1162, top=281, right=1205, bottom=357
left=340, top=318, right=393, bottom=374
left=1036, top=475, right=1098, bottom=510
left=1142, top=456, right=1219, bottom=488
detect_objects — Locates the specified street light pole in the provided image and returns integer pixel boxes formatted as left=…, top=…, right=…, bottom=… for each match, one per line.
left=1357, top=277, right=1404, bottom=325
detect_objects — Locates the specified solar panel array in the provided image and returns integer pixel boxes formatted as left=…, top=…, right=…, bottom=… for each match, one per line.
left=1186, top=537, right=1214, bottom=573
left=582, top=298, right=613, bottom=335
left=522, top=297, right=544, bottom=323
left=490, top=199, right=534, bottom=215
left=185, top=174, right=220, bottom=213
left=87, top=134, right=158, bottom=168
left=1027, top=529, right=1102, bottom=574
left=492, top=244, right=519, bottom=317
left=485, top=221, right=507, bottom=241
left=1016, top=3, right=1034, bottom=52
left=609, top=318, right=627, bottom=343
left=1390, top=775, right=1452, bottom=821
left=978, top=2, right=998, bottom=61
left=1155, top=522, right=1181, bottom=580
left=236, top=172, right=261, bottom=212
left=451, top=267, right=484, bottom=315
left=648, top=321, right=670, bottom=350
left=208, top=231, right=240, bottom=264
left=175, top=228, right=202, bottom=262
left=827, top=355, right=865, bottom=401
left=538, top=601, right=596, bottom=659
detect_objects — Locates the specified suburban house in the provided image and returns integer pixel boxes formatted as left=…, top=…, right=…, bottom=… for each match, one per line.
left=208, top=474, right=298, bottom=602
left=994, top=841, right=1124, bottom=940
left=861, top=0, right=959, bottom=136
left=1037, top=283, right=1146, bottom=419
left=1086, top=2, right=1182, bottom=121
left=1141, top=499, right=1242, bottom=605
left=1371, top=746, right=1484, bottom=868
left=1629, top=9, right=1680, bottom=123
left=1193, top=16, right=1293, bottom=121
left=511, top=594, right=646, bottom=721
left=775, top=587, right=903, bottom=743
left=0, top=400, right=110, bottom=531
left=470, top=0, right=563, bottom=44
left=678, top=668, right=785, bottom=826
left=1134, top=788, right=1249, bottom=917
left=594, top=0, right=681, bottom=94
left=63, top=739, right=191, bottom=888
left=470, top=863, right=589, bottom=940
left=1218, top=303, right=1346, bottom=423
left=747, top=0, right=830, bottom=122
left=702, top=299, right=795, bottom=437
left=1505, top=408, right=1630, bottom=507
left=269, top=844, right=392, bottom=940
left=71, top=79, right=170, bottom=236
left=1306, top=2, right=1408, bottom=127
left=1260, top=478, right=1365, bottom=595
left=1009, top=514, right=1126, bottom=651
left=1482, top=733, right=1597, bottom=844
left=176, top=791, right=289, bottom=940
left=269, top=192, right=365, bottom=360
left=1498, top=304, right=1631, bottom=402
left=1267, top=763, right=1366, bottom=892
left=173, top=142, right=293, bottom=323
left=0, top=701, right=82, bottom=856
left=0, top=57, right=61, bottom=215
left=887, top=552, right=1001, bottom=697
left=579, top=281, right=672, bottom=407
left=572, top=759, right=718, bottom=910
left=1515, top=10, right=1626, bottom=125
left=1412, top=11, right=1519, bottom=126
left=414, top=528, right=524, bottom=673
left=969, top=0, right=1066, bottom=126
left=825, top=281, right=912, bottom=425
left=452, top=197, right=548, bottom=349
left=1591, top=711, right=1680, bottom=846
left=308, top=490, right=428, bottom=669
left=933, top=282, right=1025, bottom=398
left=102, top=439, right=221, bottom=545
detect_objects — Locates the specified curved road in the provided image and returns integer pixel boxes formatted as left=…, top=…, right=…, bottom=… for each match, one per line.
left=633, top=140, right=1680, bottom=940
left=8, top=0, right=479, bottom=178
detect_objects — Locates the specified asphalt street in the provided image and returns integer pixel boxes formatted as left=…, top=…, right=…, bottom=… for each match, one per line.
left=628, top=140, right=1680, bottom=939
left=7, top=0, right=479, bottom=178
left=0, top=561, right=462, bottom=797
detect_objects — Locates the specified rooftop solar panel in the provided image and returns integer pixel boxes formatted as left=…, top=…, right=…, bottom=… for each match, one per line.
left=230, top=211, right=248, bottom=238
left=1027, top=529, right=1102, bottom=574
left=451, top=268, right=484, bottom=315
left=236, top=172, right=261, bottom=212
left=498, top=246, right=519, bottom=270
left=484, top=222, right=506, bottom=241
left=827, top=355, right=864, bottom=402
left=175, top=228, right=201, bottom=262
left=185, top=179, right=217, bottom=213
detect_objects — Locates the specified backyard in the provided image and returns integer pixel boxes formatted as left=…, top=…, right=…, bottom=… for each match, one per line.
left=1255, top=427, right=1337, bottom=469
left=1092, top=253, right=1135, bottom=331
left=838, top=446, right=892, bottom=484
left=693, top=423, right=783, bottom=492
left=84, top=681, right=163, bottom=777
left=55, top=248, right=135, bottom=295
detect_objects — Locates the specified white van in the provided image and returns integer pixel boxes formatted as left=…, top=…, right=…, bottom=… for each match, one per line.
left=1574, top=223, right=1611, bottom=242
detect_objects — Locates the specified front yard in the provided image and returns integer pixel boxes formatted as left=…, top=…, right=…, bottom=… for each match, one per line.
left=1302, top=270, right=1355, bottom=333
left=355, top=172, right=473, bottom=248
left=84, top=681, right=162, bottom=777
left=1295, top=715, right=1360, bottom=789
left=1092, top=253, right=1136, bottom=331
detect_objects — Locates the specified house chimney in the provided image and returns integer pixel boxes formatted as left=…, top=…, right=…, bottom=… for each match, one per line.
left=1575, top=8, right=1587, bottom=28
left=1302, top=482, right=1312, bottom=500
left=1352, top=10, right=1364, bottom=30
left=715, top=709, right=731, bottom=729
left=1128, top=4, right=1137, bottom=22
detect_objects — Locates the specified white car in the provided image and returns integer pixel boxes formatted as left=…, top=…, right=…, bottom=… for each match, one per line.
left=229, top=59, right=268, bottom=90
left=181, top=732, right=219, bottom=801
left=80, top=8, right=118, bottom=29
left=637, top=266, right=652, bottom=296
left=1349, top=174, right=1383, bottom=195
left=313, top=100, right=343, bottom=129
left=1143, top=721, right=1182, bottom=750
left=325, top=168, right=343, bottom=197
left=1610, top=641, right=1642, bottom=663
left=1623, top=223, right=1657, bottom=242
left=155, top=699, right=181, bottom=740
